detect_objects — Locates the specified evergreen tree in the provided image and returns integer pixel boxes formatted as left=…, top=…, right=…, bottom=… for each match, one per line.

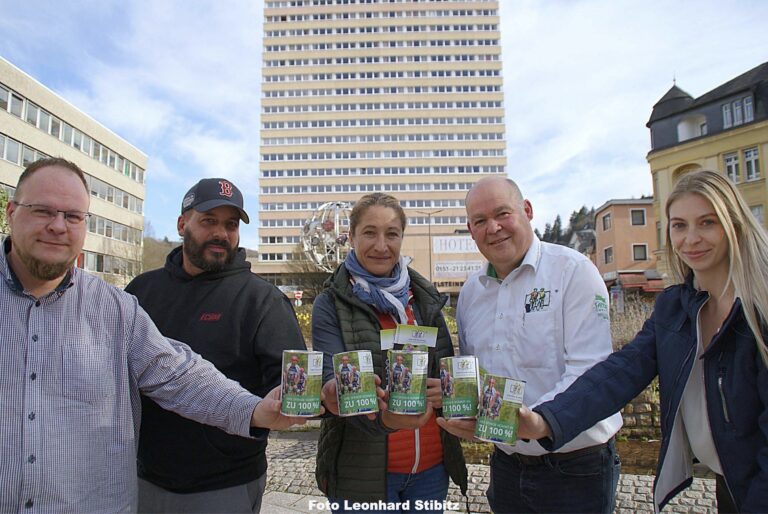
left=542, top=223, right=552, bottom=242
left=551, top=215, right=563, bottom=244
left=538, top=205, right=597, bottom=246
left=569, top=205, right=594, bottom=231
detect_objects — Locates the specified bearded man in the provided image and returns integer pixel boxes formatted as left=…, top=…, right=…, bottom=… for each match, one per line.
left=125, top=178, right=306, bottom=513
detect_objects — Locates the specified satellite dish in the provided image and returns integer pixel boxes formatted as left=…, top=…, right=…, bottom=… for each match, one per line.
left=301, top=201, right=352, bottom=272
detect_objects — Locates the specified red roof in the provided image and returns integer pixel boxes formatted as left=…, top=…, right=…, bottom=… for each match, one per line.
left=607, top=272, right=665, bottom=293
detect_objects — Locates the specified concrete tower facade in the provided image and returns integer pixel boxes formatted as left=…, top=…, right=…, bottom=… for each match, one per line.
left=258, top=0, right=505, bottom=293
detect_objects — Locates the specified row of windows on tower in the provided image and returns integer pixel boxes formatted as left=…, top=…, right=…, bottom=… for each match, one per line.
left=264, top=69, right=500, bottom=82
left=265, top=39, right=499, bottom=52
left=266, top=9, right=497, bottom=23
left=265, top=24, right=498, bottom=37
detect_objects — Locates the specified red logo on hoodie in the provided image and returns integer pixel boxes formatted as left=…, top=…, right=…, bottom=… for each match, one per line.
left=200, top=312, right=222, bottom=322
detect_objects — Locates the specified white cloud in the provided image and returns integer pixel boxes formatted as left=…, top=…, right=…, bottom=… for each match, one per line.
left=499, top=0, right=768, bottom=230
left=2, top=0, right=767, bottom=242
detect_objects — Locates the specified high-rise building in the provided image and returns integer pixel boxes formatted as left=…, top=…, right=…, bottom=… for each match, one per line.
left=258, top=0, right=506, bottom=294
left=0, top=57, right=146, bottom=287
left=647, top=62, right=768, bottom=280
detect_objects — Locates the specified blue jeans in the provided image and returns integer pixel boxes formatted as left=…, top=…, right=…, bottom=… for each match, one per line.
left=487, top=440, right=620, bottom=513
left=331, top=462, right=449, bottom=513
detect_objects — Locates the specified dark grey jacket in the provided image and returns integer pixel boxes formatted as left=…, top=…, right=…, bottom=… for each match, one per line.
left=313, top=264, right=468, bottom=501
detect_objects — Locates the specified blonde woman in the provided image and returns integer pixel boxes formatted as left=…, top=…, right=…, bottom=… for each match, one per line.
left=519, top=170, right=768, bottom=513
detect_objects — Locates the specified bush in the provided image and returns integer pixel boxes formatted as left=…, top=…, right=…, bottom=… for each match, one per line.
left=442, top=306, right=458, bottom=335
left=610, top=295, right=655, bottom=349
left=295, top=303, right=313, bottom=345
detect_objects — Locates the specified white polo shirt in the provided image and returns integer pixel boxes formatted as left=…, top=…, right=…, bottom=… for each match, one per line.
left=457, top=237, right=623, bottom=456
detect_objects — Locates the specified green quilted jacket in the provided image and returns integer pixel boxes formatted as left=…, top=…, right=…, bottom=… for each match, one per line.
left=314, top=264, right=468, bottom=502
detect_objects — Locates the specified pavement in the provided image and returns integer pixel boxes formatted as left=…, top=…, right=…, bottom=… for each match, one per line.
left=263, top=428, right=717, bottom=513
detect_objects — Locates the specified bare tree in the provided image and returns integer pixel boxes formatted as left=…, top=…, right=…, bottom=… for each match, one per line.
left=286, top=244, right=332, bottom=299
left=98, top=236, right=146, bottom=287
left=142, top=235, right=178, bottom=273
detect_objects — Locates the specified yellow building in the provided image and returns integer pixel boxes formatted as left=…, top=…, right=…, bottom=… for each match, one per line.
left=647, top=62, right=768, bottom=279
left=258, top=0, right=505, bottom=294
left=0, top=57, right=147, bottom=286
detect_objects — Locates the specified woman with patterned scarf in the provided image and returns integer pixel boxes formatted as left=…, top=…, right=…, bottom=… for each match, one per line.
left=312, top=193, right=468, bottom=513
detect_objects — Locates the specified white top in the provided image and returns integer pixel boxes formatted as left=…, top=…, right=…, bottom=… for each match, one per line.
left=653, top=302, right=722, bottom=512
left=680, top=308, right=723, bottom=475
left=457, top=237, right=623, bottom=456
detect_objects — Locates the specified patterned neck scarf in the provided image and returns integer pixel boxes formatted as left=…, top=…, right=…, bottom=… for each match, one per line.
left=344, top=250, right=411, bottom=324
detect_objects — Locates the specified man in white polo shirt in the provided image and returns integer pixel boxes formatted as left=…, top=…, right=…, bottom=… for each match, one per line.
left=438, top=176, right=622, bottom=513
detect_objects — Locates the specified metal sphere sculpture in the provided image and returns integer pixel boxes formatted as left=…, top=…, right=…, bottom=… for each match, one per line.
left=301, top=201, right=352, bottom=272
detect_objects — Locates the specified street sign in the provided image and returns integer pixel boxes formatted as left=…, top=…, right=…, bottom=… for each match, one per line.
left=610, top=285, right=624, bottom=314
left=295, top=290, right=303, bottom=300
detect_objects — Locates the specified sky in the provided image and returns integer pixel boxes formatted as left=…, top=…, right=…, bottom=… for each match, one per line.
left=1, top=0, right=767, bottom=249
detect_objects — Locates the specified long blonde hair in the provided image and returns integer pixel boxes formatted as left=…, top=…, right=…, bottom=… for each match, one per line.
left=665, top=170, right=768, bottom=365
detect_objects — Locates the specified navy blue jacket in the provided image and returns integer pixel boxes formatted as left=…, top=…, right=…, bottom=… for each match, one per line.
left=535, top=278, right=768, bottom=512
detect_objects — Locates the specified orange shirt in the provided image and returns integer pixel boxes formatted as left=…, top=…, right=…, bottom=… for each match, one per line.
left=376, top=305, right=444, bottom=474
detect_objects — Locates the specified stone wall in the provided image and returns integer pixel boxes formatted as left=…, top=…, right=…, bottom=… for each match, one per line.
left=611, top=296, right=661, bottom=439
left=620, top=383, right=662, bottom=439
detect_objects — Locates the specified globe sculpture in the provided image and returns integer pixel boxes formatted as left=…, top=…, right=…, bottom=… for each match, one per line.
left=301, top=201, right=352, bottom=272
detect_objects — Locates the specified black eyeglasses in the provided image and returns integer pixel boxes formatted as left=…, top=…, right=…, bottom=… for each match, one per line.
left=12, top=202, right=91, bottom=225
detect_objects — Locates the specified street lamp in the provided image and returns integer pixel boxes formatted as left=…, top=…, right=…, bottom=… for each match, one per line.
left=415, top=209, right=444, bottom=283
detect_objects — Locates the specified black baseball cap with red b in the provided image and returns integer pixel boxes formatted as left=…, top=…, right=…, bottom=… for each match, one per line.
left=181, top=178, right=250, bottom=224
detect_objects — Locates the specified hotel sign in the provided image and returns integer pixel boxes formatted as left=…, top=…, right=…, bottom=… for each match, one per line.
left=432, top=236, right=478, bottom=254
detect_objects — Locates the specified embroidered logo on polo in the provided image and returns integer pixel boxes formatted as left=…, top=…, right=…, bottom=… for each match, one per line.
left=594, top=294, right=609, bottom=321
left=218, top=180, right=233, bottom=198
left=524, top=288, right=551, bottom=312
left=199, top=312, right=222, bottom=321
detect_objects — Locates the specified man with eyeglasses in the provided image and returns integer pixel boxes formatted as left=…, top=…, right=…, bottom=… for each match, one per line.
left=0, top=158, right=312, bottom=513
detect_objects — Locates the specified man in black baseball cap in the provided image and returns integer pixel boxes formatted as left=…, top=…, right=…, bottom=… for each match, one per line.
left=126, top=177, right=307, bottom=513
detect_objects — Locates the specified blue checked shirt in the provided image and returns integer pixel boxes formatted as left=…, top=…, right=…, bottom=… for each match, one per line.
left=0, top=240, right=261, bottom=513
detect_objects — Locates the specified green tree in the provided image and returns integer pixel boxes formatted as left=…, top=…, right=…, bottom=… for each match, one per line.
left=539, top=206, right=596, bottom=246
left=569, top=205, right=595, bottom=232
left=551, top=215, right=563, bottom=244
left=0, top=189, right=9, bottom=236
left=542, top=223, right=552, bottom=242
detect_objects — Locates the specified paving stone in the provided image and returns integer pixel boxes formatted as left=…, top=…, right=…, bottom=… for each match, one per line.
left=264, top=434, right=717, bottom=513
